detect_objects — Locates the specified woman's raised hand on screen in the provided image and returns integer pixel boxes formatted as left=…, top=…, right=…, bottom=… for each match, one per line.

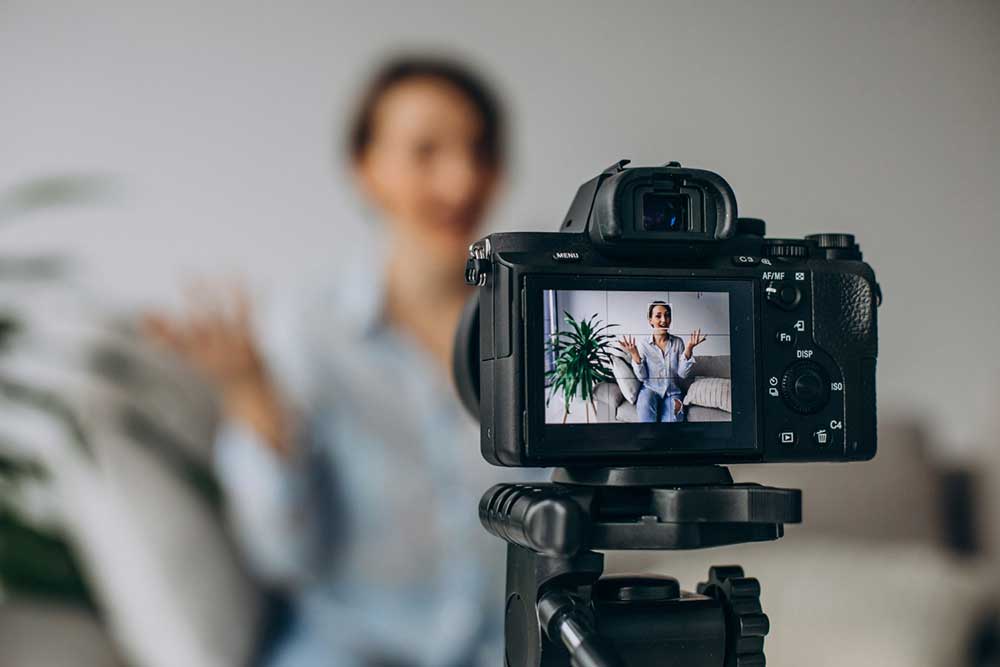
left=684, top=328, right=708, bottom=359
left=618, top=335, right=642, bottom=364
left=142, top=283, right=292, bottom=454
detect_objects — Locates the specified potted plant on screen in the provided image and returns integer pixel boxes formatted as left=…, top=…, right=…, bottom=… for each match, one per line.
left=545, top=312, right=616, bottom=423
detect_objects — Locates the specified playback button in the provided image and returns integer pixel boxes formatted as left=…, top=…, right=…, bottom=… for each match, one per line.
left=779, top=431, right=797, bottom=447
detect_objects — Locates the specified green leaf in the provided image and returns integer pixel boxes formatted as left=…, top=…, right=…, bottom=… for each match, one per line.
left=0, top=511, right=94, bottom=607
left=545, top=311, right=619, bottom=416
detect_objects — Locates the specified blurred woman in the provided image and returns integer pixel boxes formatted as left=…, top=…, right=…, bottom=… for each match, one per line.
left=145, top=56, right=510, bottom=667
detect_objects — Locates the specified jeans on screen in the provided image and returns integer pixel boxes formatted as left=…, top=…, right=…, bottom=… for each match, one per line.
left=636, top=386, right=686, bottom=423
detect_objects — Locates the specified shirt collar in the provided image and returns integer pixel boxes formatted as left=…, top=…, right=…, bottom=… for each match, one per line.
left=304, top=228, right=388, bottom=339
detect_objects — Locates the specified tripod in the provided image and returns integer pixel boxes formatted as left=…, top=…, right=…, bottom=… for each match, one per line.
left=479, top=466, right=801, bottom=667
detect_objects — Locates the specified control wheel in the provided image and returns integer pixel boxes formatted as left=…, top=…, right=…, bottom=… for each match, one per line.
left=697, top=566, right=768, bottom=667
left=806, top=233, right=862, bottom=260
left=780, top=361, right=830, bottom=414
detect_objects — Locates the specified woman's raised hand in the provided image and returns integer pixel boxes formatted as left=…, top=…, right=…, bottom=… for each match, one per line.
left=684, top=328, right=708, bottom=358
left=142, top=283, right=292, bottom=454
left=618, top=335, right=642, bottom=364
left=143, top=284, right=261, bottom=386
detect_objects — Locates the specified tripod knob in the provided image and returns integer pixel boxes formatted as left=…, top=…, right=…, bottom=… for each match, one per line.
left=480, top=483, right=585, bottom=556
left=697, top=566, right=768, bottom=667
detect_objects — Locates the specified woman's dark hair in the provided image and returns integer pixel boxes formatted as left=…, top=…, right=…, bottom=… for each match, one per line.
left=347, top=55, right=505, bottom=167
left=647, top=301, right=672, bottom=319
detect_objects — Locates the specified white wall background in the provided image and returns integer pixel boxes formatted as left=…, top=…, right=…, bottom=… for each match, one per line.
left=2, top=1, right=999, bottom=453
left=552, top=290, right=731, bottom=356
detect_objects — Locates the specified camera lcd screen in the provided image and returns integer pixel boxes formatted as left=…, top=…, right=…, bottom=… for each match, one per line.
left=525, top=277, right=756, bottom=458
left=543, top=289, right=732, bottom=425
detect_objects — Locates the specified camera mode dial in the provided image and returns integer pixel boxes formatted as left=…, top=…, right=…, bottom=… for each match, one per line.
left=806, top=233, right=862, bottom=260
left=780, top=361, right=830, bottom=414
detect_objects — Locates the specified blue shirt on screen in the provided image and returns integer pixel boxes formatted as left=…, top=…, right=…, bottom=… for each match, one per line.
left=630, top=334, right=696, bottom=399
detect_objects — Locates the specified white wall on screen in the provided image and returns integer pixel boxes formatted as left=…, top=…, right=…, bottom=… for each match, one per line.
left=550, top=290, right=731, bottom=357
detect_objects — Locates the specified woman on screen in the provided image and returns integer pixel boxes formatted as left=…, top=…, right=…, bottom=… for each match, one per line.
left=618, top=301, right=707, bottom=422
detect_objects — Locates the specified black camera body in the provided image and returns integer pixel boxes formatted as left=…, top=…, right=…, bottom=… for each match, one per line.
left=455, top=160, right=879, bottom=468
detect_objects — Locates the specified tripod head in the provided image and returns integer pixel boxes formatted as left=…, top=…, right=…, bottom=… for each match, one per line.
left=480, top=466, right=801, bottom=667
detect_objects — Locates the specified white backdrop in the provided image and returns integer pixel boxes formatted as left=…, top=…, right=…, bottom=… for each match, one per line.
left=2, top=1, right=999, bottom=453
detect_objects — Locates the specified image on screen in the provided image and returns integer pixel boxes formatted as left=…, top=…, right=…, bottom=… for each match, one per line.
left=543, top=289, right=732, bottom=425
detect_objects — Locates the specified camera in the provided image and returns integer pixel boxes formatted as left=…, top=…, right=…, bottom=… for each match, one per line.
left=454, top=159, right=879, bottom=468
left=453, top=160, right=881, bottom=666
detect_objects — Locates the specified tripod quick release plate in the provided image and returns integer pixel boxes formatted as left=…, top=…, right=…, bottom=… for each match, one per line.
left=480, top=466, right=802, bottom=554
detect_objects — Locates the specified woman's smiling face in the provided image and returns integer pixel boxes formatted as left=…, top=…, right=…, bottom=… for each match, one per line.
left=354, top=76, right=500, bottom=264
left=648, top=305, right=671, bottom=333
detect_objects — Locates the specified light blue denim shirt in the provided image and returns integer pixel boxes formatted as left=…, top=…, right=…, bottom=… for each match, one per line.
left=213, top=246, right=520, bottom=667
left=630, top=334, right=695, bottom=399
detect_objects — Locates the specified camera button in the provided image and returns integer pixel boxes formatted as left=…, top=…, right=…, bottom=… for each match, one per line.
left=775, top=331, right=796, bottom=346
left=778, top=431, right=797, bottom=447
left=732, top=255, right=760, bottom=266
left=552, top=251, right=582, bottom=263
left=780, top=361, right=831, bottom=414
left=812, top=428, right=833, bottom=446
left=765, top=282, right=802, bottom=310
left=779, top=285, right=801, bottom=306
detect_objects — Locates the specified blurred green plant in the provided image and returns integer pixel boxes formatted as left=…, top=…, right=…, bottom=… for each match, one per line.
left=0, top=174, right=112, bottom=606
left=545, top=312, right=616, bottom=423
left=0, top=173, right=117, bottom=279
left=0, top=378, right=97, bottom=607
left=0, top=173, right=118, bottom=226
left=0, top=509, right=94, bottom=607
left=0, top=172, right=219, bottom=612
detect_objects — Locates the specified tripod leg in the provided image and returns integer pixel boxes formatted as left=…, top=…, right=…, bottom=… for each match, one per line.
left=537, top=590, right=624, bottom=667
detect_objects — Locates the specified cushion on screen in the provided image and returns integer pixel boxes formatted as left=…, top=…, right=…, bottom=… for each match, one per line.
left=683, top=377, right=731, bottom=412
left=607, top=347, right=641, bottom=404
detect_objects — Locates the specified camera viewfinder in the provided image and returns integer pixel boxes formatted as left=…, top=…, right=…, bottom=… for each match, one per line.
left=642, top=193, right=688, bottom=232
